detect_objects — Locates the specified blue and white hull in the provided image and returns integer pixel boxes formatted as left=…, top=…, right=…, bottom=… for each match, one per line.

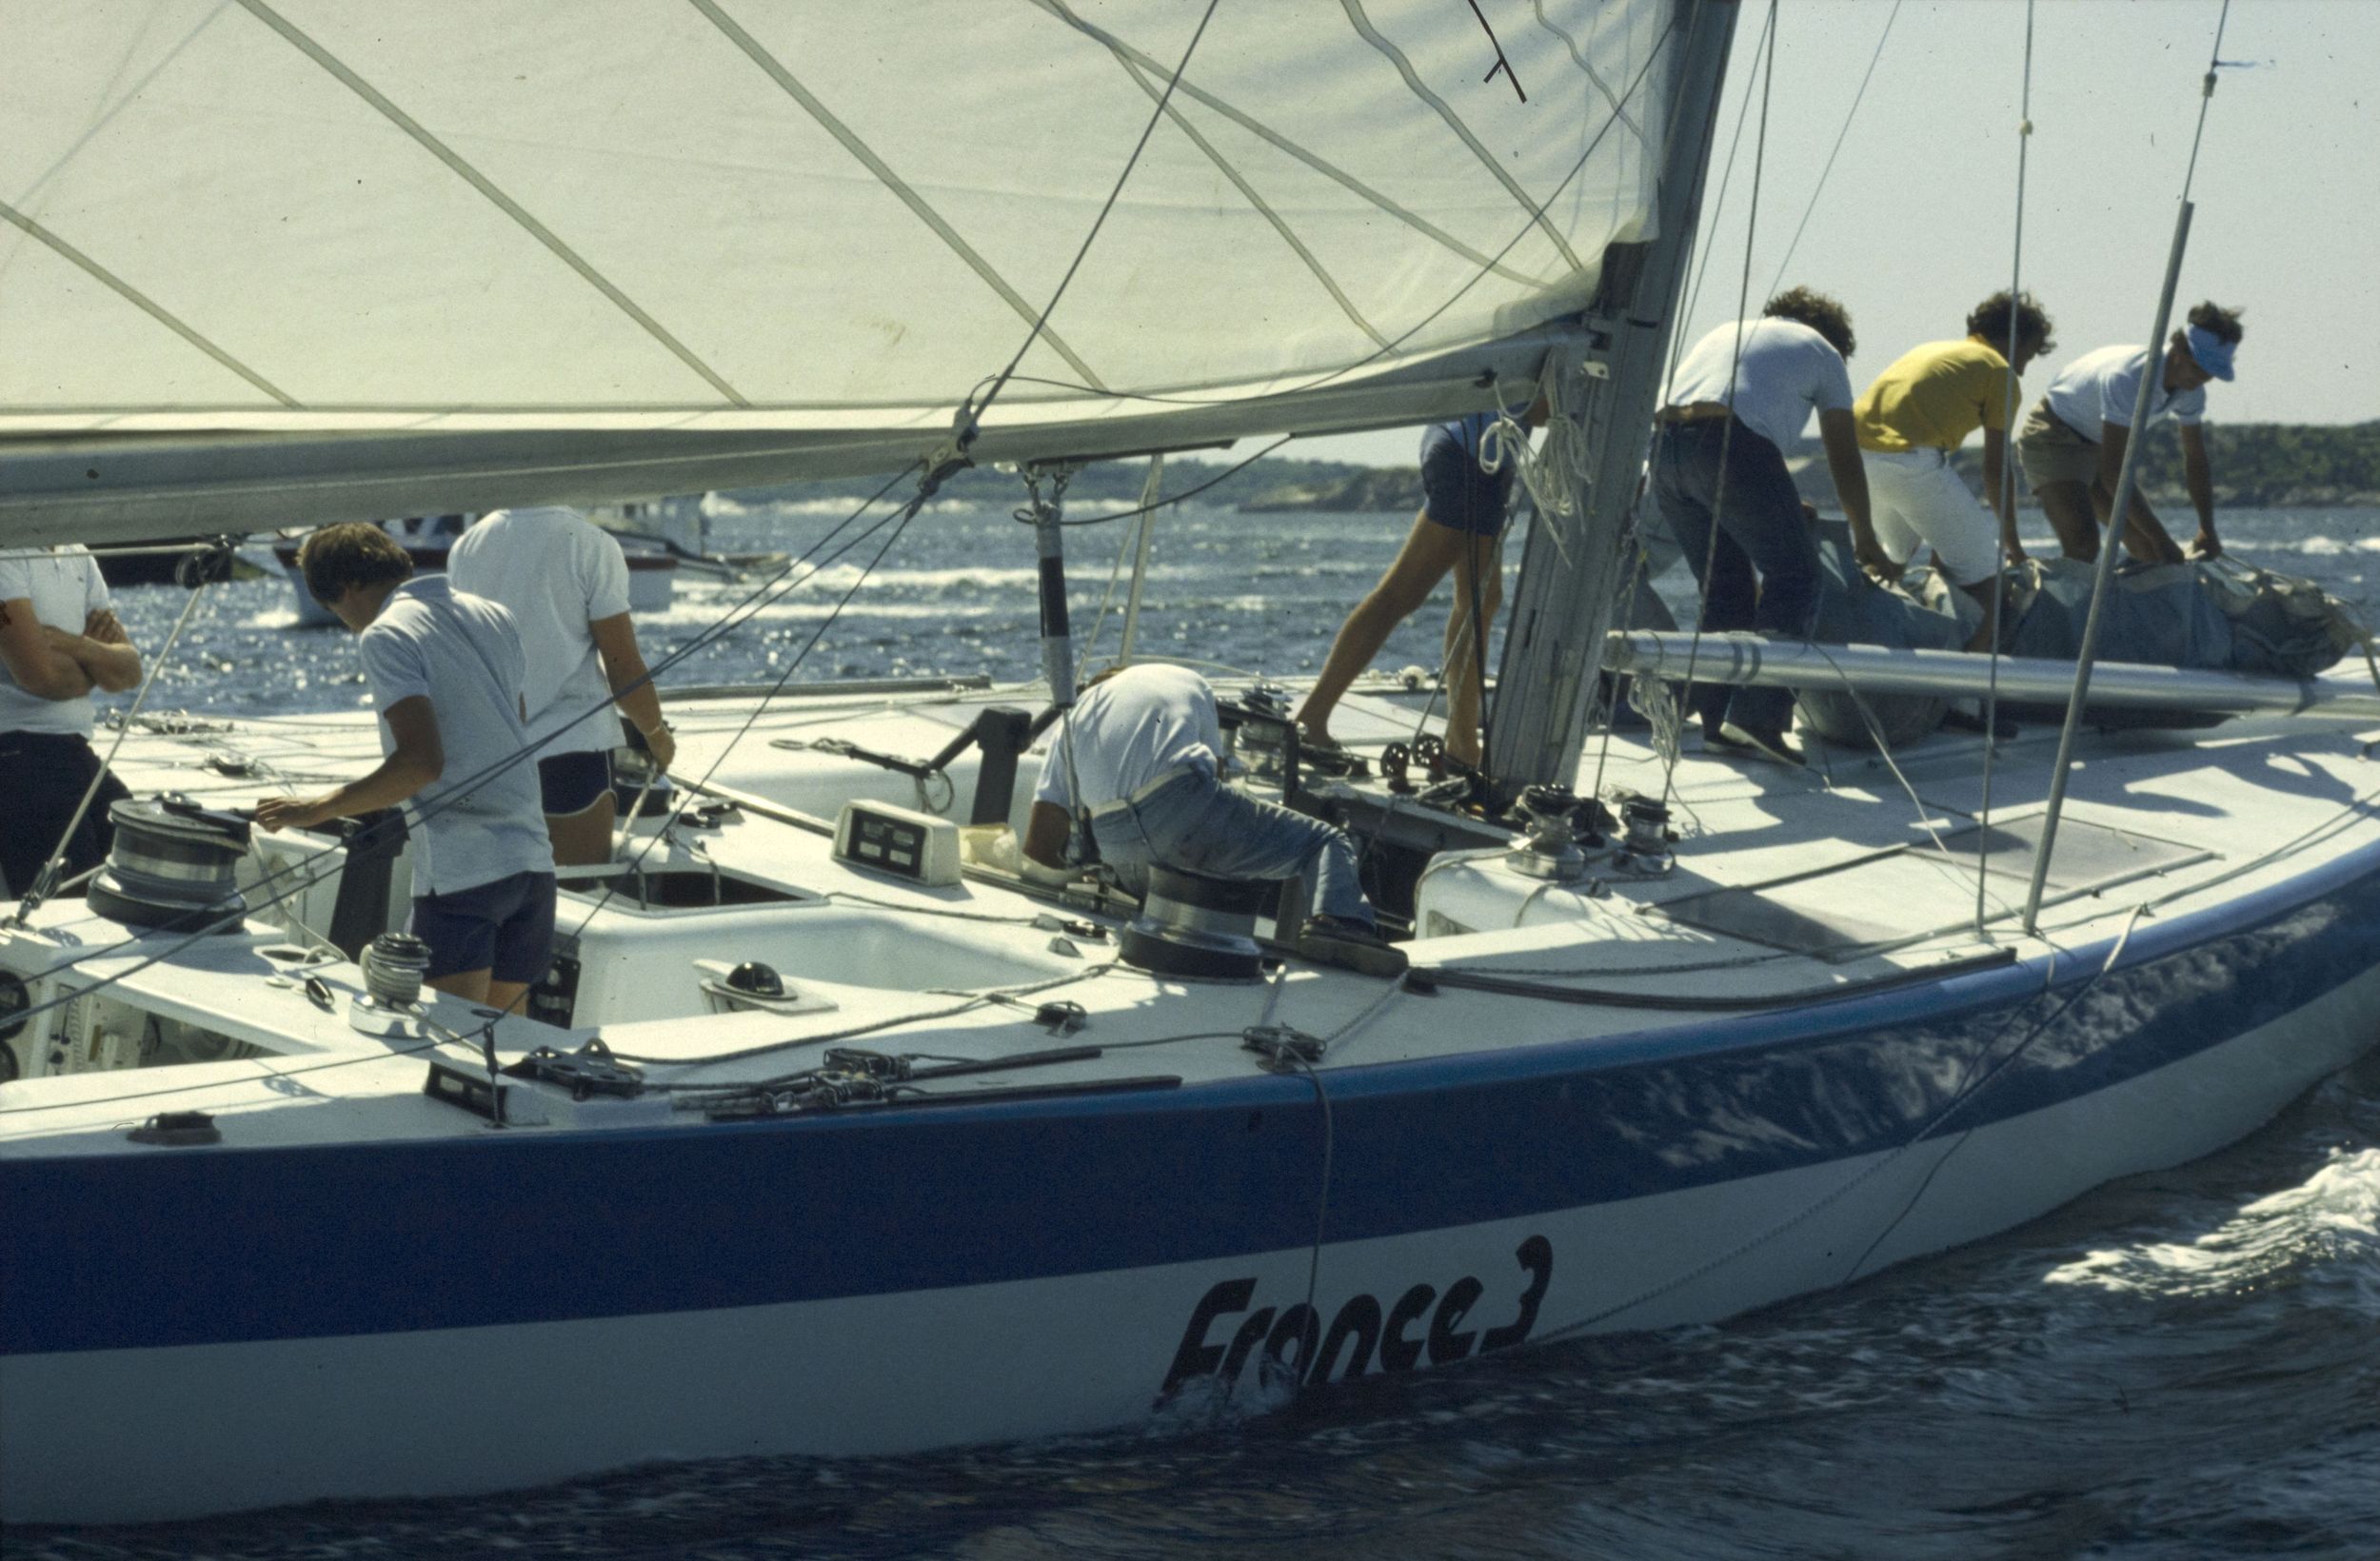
left=5, top=686, right=2378, bottom=1523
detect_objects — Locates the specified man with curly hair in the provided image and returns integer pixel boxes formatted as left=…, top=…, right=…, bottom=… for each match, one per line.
left=1647, top=286, right=1877, bottom=767
left=2016, top=301, right=2241, bottom=563
left=1854, top=289, right=2056, bottom=651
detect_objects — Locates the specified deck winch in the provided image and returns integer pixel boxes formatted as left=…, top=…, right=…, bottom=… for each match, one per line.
left=86, top=795, right=250, bottom=934
left=1118, top=864, right=1271, bottom=980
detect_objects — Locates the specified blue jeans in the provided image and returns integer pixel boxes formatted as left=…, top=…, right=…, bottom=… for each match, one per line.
left=1090, top=762, right=1372, bottom=927
left=1650, top=417, right=1820, bottom=735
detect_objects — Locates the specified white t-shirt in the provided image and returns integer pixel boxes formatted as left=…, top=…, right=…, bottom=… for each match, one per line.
left=0, top=547, right=111, bottom=738
left=2043, top=345, right=2206, bottom=440
left=1034, top=664, right=1223, bottom=813
left=446, top=507, right=633, bottom=758
left=1664, top=317, right=1854, bottom=456
left=357, top=578, right=554, bottom=897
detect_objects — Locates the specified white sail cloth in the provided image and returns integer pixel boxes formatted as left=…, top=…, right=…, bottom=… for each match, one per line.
left=2, top=0, right=1668, bottom=437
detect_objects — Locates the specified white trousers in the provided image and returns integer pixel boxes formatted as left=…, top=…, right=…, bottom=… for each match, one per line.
left=1863, top=446, right=1999, bottom=587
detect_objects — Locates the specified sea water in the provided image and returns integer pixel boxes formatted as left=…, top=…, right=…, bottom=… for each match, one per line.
left=30, top=504, right=2380, bottom=1559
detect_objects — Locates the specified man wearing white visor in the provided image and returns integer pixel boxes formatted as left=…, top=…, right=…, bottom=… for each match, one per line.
left=2016, top=301, right=2243, bottom=565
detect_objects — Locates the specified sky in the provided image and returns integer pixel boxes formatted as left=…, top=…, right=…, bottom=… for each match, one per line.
left=1295, top=0, right=2380, bottom=467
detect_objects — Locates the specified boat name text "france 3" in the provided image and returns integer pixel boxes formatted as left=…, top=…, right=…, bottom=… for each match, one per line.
left=1159, top=1235, right=1553, bottom=1399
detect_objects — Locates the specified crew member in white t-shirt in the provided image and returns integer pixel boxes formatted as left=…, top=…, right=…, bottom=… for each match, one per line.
left=1647, top=287, right=1877, bottom=767
left=0, top=546, right=144, bottom=897
left=257, top=525, right=556, bottom=1014
left=2015, top=300, right=2242, bottom=565
left=447, top=506, right=676, bottom=866
left=1021, top=664, right=1391, bottom=965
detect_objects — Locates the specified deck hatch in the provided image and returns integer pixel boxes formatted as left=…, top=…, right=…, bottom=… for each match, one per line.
left=1653, top=816, right=2211, bottom=958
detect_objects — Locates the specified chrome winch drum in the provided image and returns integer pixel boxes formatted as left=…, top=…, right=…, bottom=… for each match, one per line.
left=86, top=795, right=251, bottom=933
left=1119, top=864, right=1271, bottom=980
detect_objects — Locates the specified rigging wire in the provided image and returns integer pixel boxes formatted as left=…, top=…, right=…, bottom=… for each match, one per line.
left=1762, top=0, right=1902, bottom=297
left=1976, top=1, right=2037, bottom=934
left=1661, top=0, right=1778, bottom=812
left=11, top=577, right=210, bottom=922
left=957, top=0, right=1221, bottom=448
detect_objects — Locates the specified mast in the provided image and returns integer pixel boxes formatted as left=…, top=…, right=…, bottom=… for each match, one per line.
left=1489, top=0, right=1739, bottom=789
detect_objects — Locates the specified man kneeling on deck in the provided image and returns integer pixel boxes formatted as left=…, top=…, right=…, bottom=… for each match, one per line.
left=1022, top=664, right=1391, bottom=966
left=255, top=524, right=557, bottom=1014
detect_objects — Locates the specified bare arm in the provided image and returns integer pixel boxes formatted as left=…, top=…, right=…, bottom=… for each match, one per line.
left=43, top=607, right=142, bottom=693
left=1980, top=427, right=2025, bottom=562
left=0, top=598, right=93, bottom=701
left=2180, top=425, right=2220, bottom=558
left=255, top=695, right=445, bottom=831
left=1023, top=800, right=1071, bottom=868
left=1816, top=409, right=1889, bottom=580
left=587, top=611, right=674, bottom=770
left=2095, top=422, right=2185, bottom=565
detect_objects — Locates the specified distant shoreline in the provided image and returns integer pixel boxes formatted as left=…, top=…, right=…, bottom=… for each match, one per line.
left=744, top=420, right=2380, bottom=514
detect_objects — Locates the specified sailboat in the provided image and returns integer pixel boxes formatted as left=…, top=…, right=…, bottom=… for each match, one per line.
left=4, top=0, right=2377, bottom=1528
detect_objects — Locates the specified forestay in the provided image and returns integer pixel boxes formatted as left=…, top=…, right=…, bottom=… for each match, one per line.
left=1, top=1, right=1672, bottom=541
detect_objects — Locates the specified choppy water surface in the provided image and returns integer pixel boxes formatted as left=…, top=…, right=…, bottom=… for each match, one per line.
left=36, top=504, right=2380, bottom=1559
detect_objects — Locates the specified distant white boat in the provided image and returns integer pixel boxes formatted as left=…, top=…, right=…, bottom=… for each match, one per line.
left=268, top=522, right=680, bottom=625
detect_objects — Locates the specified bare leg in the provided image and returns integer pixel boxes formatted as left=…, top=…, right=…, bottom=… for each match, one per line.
left=1296, top=512, right=1478, bottom=742
left=1957, top=578, right=1995, bottom=653
left=485, top=978, right=531, bottom=1016
left=428, top=967, right=492, bottom=1005
left=2036, top=481, right=2100, bottom=563
left=1441, top=529, right=1505, bottom=764
left=545, top=794, right=618, bottom=868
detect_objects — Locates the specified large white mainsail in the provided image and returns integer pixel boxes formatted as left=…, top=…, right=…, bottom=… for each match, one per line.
left=0, top=0, right=1674, bottom=543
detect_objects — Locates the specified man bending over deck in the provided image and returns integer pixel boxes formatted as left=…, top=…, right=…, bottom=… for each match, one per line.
left=1650, top=287, right=1878, bottom=768
left=1024, top=664, right=1389, bottom=965
left=1854, top=290, right=2056, bottom=651
left=255, top=525, right=556, bottom=1013
left=448, top=506, right=676, bottom=866
left=0, top=544, right=143, bottom=897
left=2016, top=301, right=2241, bottom=564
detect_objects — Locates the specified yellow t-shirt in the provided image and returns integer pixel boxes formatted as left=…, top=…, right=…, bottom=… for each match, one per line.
left=1854, top=339, right=2020, bottom=453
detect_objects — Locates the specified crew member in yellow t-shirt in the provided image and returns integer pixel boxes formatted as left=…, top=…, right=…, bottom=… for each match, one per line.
left=1853, top=290, right=2055, bottom=652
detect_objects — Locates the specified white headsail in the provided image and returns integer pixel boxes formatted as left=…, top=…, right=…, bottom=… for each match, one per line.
left=0, top=0, right=1675, bottom=542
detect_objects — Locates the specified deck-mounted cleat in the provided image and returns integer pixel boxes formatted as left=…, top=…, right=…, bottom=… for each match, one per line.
left=1119, top=864, right=1269, bottom=981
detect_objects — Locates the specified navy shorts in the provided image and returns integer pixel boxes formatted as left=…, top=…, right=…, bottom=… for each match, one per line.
left=409, top=870, right=558, bottom=983
left=1419, top=421, right=1517, bottom=537
left=538, top=751, right=612, bottom=817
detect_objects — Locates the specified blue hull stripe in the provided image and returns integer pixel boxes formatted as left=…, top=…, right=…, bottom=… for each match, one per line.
left=9, top=845, right=2380, bottom=1356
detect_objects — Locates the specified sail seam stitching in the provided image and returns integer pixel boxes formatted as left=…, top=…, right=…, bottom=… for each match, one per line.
left=687, top=0, right=1107, bottom=394
left=233, top=0, right=751, bottom=408
left=0, top=199, right=298, bottom=408
left=1337, top=0, right=1584, bottom=272
left=1022, top=0, right=1536, bottom=287
left=1088, top=30, right=1392, bottom=350
left=1529, top=0, right=1651, bottom=150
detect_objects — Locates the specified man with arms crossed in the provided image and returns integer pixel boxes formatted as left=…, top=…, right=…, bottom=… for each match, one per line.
left=2016, top=301, right=2241, bottom=564
left=255, top=525, right=555, bottom=1013
left=0, top=545, right=143, bottom=896
left=1854, top=290, right=2055, bottom=651
left=448, top=506, right=676, bottom=866
left=1648, top=286, right=1878, bottom=768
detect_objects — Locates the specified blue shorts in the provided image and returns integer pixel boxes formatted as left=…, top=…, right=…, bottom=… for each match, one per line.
left=538, top=750, right=612, bottom=817
left=1419, top=418, right=1517, bottom=537
left=409, top=870, right=558, bottom=983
